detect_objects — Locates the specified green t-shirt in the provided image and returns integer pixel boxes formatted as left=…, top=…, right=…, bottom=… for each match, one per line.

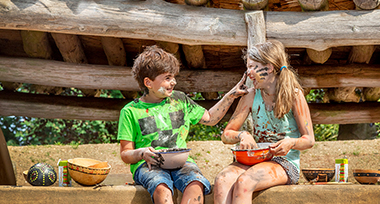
left=117, top=91, right=206, bottom=177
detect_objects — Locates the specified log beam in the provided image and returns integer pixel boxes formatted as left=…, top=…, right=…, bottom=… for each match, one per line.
left=1, top=91, right=379, bottom=124
left=0, top=0, right=380, bottom=51
left=2, top=57, right=380, bottom=91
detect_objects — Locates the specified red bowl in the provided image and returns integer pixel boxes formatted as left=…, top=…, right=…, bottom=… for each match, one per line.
left=232, top=144, right=273, bottom=166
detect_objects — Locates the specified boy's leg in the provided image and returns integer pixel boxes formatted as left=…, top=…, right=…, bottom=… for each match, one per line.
left=213, top=162, right=249, bottom=204
left=134, top=163, right=175, bottom=203
left=181, top=180, right=204, bottom=204
left=153, top=183, right=174, bottom=204
left=171, top=162, right=211, bottom=204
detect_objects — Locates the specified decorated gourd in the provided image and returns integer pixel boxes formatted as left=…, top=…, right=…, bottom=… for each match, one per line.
left=27, top=163, right=57, bottom=186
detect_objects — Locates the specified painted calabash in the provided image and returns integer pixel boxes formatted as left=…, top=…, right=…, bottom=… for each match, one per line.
left=27, top=163, right=57, bottom=186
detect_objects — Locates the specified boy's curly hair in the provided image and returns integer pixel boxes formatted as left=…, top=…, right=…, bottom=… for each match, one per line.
left=132, top=45, right=180, bottom=93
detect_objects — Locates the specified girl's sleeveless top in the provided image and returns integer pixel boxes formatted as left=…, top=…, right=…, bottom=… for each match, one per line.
left=251, top=89, right=301, bottom=171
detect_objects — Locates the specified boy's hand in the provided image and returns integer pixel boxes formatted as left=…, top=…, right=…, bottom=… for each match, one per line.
left=230, top=72, right=249, bottom=98
left=140, top=147, right=159, bottom=170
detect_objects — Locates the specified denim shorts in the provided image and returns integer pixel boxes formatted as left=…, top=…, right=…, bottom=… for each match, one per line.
left=134, top=161, right=211, bottom=201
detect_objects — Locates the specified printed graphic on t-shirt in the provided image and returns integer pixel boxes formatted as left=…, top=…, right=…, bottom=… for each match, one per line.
left=138, top=110, right=185, bottom=148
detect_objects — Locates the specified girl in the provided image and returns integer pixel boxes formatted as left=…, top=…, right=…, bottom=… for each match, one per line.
left=213, top=40, right=315, bottom=204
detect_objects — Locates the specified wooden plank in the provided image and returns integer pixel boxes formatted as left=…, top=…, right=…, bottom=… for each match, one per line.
left=309, top=102, right=380, bottom=124
left=0, top=91, right=235, bottom=122
left=1, top=57, right=380, bottom=91
left=0, top=0, right=380, bottom=50
left=1, top=91, right=379, bottom=124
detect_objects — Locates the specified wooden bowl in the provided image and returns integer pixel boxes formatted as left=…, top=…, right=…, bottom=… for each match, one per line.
left=68, top=158, right=111, bottom=186
left=156, top=148, right=190, bottom=169
left=302, top=168, right=335, bottom=182
left=231, top=143, right=273, bottom=166
left=353, top=169, right=380, bottom=184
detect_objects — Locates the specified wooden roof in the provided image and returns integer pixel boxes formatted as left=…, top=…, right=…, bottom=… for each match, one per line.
left=0, top=0, right=379, bottom=124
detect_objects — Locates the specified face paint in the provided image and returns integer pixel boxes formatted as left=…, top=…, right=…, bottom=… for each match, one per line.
left=158, top=86, right=166, bottom=95
left=257, top=67, right=269, bottom=80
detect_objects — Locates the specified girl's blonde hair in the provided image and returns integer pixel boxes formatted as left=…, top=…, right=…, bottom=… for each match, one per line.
left=246, top=40, right=303, bottom=118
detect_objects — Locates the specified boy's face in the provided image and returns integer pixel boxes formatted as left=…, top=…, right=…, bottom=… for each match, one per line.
left=146, top=72, right=177, bottom=99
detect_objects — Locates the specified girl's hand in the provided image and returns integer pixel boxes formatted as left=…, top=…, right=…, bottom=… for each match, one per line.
left=139, top=147, right=159, bottom=170
left=239, top=131, right=258, bottom=150
left=230, top=72, right=249, bottom=99
left=269, top=138, right=296, bottom=156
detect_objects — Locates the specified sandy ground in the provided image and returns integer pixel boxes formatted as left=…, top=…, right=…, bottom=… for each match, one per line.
left=7, top=139, right=380, bottom=186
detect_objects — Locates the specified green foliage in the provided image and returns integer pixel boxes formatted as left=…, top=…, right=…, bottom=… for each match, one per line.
left=313, top=124, right=339, bottom=141
left=187, top=122, right=226, bottom=141
left=306, top=89, right=325, bottom=103
left=9, top=117, right=118, bottom=146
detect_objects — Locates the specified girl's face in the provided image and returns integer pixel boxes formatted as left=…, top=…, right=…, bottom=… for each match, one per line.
left=147, top=72, right=177, bottom=99
left=246, top=58, right=272, bottom=89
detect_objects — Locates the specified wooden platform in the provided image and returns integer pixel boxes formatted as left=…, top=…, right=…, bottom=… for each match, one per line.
left=0, top=184, right=379, bottom=204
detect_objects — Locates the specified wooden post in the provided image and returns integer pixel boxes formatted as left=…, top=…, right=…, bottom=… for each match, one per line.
left=243, top=11, right=266, bottom=134
left=51, top=33, right=101, bottom=97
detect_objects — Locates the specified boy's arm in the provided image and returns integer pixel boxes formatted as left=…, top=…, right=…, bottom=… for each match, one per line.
left=119, top=140, right=159, bottom=169
left=199, top=72, right=249, bottom=126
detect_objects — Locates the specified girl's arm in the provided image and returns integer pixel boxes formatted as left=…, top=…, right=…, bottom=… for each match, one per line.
left=221, top=89, right=257, bottom=149
left=119, top=140, right=159, bottom=169
left=270, top=91, right=315, bottom=156
left=292, top=90, right=315, bottom=150
left=199, top=73, right=248, bottom=126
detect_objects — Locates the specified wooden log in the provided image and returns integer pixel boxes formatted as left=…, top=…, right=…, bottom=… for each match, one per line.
left=348, top=45, right=375, bottom=64
left=182, top=45, right=206, bottom=69
left=1, top=91, right=380, bottom=124
left=298, top=0, right=329, bottom=11
left=323, top=87, right=362, bottom=103
left=185, top=0, right=209, bottom=6
left=353, top=0, right=380, bottom=10
left=20, top=31, right=52, bottom=59
left=1, top=81, right=21, bottom=91
left=101, top=37, right=138, bottom=99
left=0, top=91, right=235, bottom=123
left=51, top=33, right=101, bottom=97
left=155, top=41, right=182, bottom=63
left=363, top=87, right=380, bottom=101
left=101, top=37, right=127, bottom=66
left=201, top=92, right=219, bottom=100
left=306, top=48, right=332, bottom=64
left=242, top=0, right=268, bottom=10
left=20, top=30, right=63, bottom=95
left=51, top=33, right=87, bottom=64
left=2, top=57, right=380, bottom=91
left=1, top=0, right=380, bottom=51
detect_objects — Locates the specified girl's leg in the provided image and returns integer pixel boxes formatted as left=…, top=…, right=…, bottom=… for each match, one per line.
left=181, top=181, right=204, bottom=204
left=232, top=161, right=288, bottom=204
left=213, top=162, right=250, bottom=204
left=153, top=183, right=174, bottom=204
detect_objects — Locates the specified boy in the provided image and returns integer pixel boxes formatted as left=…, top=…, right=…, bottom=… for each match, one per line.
left=118, top=45, right=247, bottom=204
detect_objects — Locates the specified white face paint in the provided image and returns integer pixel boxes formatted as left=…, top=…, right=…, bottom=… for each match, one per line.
left=158, top=87, right=166, bottom=95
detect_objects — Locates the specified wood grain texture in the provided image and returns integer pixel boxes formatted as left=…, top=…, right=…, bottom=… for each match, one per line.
left=0, top=0, right=379, bottom=50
